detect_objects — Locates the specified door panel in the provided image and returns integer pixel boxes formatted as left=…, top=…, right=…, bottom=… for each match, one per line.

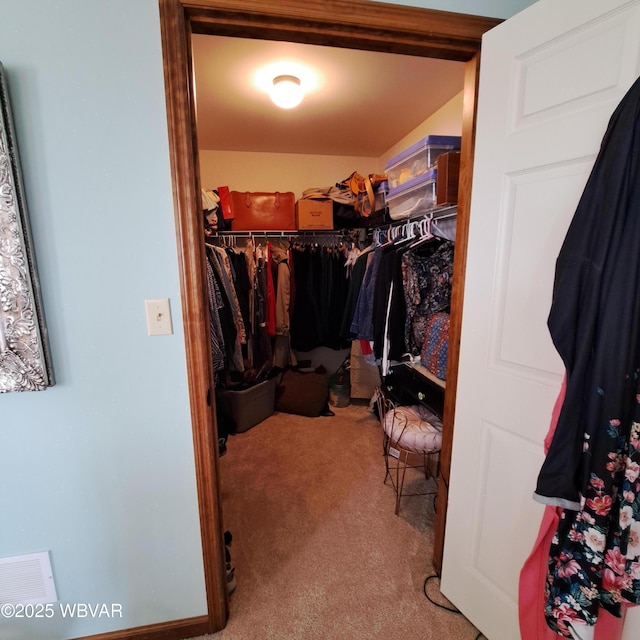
left=495, top=161, right=592, bottom=380
left=516, top=18, right=635, bottom=122
left=440, top=1, right=640, bottom=638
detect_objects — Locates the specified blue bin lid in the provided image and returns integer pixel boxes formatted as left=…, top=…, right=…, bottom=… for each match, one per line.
left=385, top=135, right=461, bottom=170
left=387, top=167, right=437, bottom=198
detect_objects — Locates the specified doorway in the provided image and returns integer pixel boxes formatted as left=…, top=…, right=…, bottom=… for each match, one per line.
left=158, top=0, right=499, bottom=631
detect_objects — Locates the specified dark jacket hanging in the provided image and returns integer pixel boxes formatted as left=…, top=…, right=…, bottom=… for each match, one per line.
left=532, top=75, right=640, bottom=634
left=535, top=75, right=640, bottom=507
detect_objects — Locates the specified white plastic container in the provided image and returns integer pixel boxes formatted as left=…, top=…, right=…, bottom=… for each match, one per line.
left=385, top=135, right=461, bottom=189
left=386, top=169, right=437, bottom=220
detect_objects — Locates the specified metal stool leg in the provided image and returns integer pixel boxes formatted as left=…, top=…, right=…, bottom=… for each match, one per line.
left=395, top=450, right=410, bottom=516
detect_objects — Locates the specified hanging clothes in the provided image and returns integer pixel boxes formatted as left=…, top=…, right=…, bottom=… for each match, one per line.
left=290, top=243, right=350, bottom=352
left=206, top=246, right=243, bottom=372
left=371, top=239, right=411, bottom=361
left=533, top=75, right=640, bottom=635
left=402, top=240, right=454, bottom=357
left=290, top=245, right=323, bottom=352
left=288, top=245, right=296, bottom=331
left=339, top=218, right=455, bottom=374
left=254, top=249, right=273, bottom=368
left=225, top=247, right=252, bottom=341
left=340, top=247, right=373, bottom=340
left=270, top=241, right=296, bottom=369
left=204, top=256, right=226, bottom=373
left=350, top=246, right=384, bottom=341
left=519, top=375, right=628, bottom=640
left=265, top=242, right=277, bottom=337
left=237, top=239, right=257, bottom=368
left=270, top=242, right=292, bottom=337
left=324, top=247, right=351, bottom=350
left=210, top=246, right=247, bottom=347
left=207, top=236, right=351, bottom=369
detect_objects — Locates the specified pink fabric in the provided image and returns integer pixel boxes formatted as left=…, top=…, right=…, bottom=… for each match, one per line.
left=542, top=377, right=565, bottom=456
left=518, top=375, right=627, bottom=639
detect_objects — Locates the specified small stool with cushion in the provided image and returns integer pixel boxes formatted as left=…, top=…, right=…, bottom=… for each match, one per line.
left=375, top=386, right=442, bottom=516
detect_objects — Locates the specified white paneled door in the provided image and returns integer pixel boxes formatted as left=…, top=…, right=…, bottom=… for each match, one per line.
left=441, top=0, right=640, bottom=638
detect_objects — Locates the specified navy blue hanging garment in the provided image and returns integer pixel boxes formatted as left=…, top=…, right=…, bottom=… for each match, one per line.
left=533, top=75, right=640, bottom=634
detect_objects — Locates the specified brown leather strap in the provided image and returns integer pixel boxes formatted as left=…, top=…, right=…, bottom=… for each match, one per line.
left=348, top=172, right=362, bottom=197
left=362, top=176, right=375, bottom=217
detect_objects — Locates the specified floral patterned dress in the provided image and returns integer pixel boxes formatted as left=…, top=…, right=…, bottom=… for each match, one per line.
left=545, top=406, right=640, bottom=636
left=401, top=240, right=454, bottom=356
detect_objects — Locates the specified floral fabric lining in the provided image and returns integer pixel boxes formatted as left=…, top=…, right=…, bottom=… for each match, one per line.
left=545, top=400, right=640, bottom=637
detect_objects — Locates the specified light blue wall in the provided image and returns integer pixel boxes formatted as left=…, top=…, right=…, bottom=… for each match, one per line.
left=0, top=1, right=206, bottom=638
left=0, top=0, right=537, bottom=638
left=372, top=0, right=537, bottom=18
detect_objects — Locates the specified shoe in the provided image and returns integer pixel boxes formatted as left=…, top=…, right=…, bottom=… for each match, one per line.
left=320, top=403, right=335, bottom=417
left=226, top=562, right=236, bottom=595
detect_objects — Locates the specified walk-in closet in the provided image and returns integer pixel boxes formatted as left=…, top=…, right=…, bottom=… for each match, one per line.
left=191, top=31, right=470, bottom=635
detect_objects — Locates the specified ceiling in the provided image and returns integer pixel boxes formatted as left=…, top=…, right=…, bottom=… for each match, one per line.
left=192, top=35, right=466, bottom=158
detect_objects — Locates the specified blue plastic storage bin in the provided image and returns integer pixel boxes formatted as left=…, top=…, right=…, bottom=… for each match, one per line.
left=385, top=135, right=461, bottom=189
left=386, top=168, right=437, bottom=220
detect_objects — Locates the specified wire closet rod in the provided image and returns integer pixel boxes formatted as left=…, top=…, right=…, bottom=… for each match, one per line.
left=206, top=229, right=358, bottom=249
left=375, top=205, right=456, bottom=232
left=213, top=229, right=346, bottom=237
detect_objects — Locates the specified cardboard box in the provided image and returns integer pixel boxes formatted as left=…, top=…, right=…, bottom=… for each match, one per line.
left=295, top=199, right=333, bottom=230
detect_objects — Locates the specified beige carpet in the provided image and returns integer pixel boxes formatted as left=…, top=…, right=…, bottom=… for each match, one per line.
left=185, top=402, right=481, bottom=640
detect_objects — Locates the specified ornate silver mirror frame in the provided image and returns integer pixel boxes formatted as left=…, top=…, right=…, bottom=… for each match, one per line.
left=0, top=62, right=54, bottom=392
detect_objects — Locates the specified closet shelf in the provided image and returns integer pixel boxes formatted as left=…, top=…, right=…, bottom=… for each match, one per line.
left=377, top=204, right=457, bottom=231
left=368, top=204, right=457, bottom=245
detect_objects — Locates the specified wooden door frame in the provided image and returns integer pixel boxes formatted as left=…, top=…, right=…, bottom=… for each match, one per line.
left=158, top=0, right=499, bottom=632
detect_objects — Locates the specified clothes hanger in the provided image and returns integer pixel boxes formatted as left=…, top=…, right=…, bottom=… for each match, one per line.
left=379, top=227, right=395, bottom=247
left=408, top=215, right=435, bottom=249
left=385, top=219, right=419, bottom=248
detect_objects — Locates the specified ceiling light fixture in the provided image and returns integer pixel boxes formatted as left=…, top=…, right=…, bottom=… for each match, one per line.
left=269, top=75, right=304, bottom=109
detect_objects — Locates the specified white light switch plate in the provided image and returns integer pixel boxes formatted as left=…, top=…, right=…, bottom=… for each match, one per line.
left=145, top=298, right=173, bottom=336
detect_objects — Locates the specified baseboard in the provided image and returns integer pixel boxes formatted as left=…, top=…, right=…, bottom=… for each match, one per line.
left=71, top=615, right=211, bottom=640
